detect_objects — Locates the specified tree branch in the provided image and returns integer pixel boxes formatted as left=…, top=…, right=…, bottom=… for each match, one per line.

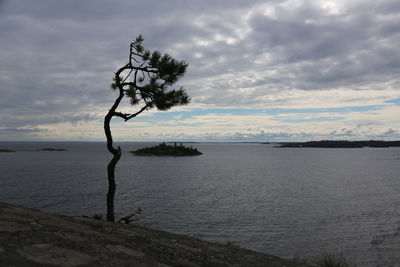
left=113, top=111, right=129, bottom=120
left=124, top=105, right=149, bottom=121
left=120, top=82, right=145, bottom=90
left=122, top=69, right=133, bottom=83
left=117, top=207, right=143, bottom=224
left=113, top=105, right=149, bottom=122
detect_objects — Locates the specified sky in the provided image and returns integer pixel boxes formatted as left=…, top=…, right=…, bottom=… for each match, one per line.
left=0, top=0, right=399, bottom=142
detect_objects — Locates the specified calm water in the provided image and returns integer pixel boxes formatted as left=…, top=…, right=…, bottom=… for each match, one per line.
left=0, top=141, right=399, bottom=266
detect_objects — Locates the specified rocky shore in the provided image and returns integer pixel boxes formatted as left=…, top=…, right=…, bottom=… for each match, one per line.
left=0, top=202, right=309, bottom=267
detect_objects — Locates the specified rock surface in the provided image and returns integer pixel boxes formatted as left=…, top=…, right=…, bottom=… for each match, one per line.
left=0, top=202, right=308, bottom=267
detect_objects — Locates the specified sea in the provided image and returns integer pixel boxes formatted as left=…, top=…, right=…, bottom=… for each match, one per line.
left=0, top=141, right=399, bottom=266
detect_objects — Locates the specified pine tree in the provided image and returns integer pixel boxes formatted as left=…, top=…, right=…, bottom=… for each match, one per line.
left=104, top=35, right=189, bottom=222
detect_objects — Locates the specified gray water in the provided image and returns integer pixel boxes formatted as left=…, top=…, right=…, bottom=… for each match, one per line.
left=0, top=141, right=399, bottom=266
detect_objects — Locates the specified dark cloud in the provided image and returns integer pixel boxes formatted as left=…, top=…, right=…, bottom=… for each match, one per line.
left=245, top=2, right=400, bottom=90
left=0, top=113, right=101, bottom=128
left=0, top=127, right=45, bottom=133
left=0, top=127, right=47, bottom=140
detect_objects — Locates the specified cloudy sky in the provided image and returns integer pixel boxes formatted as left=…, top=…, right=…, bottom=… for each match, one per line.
left=0, top=0, right=399, bottom=142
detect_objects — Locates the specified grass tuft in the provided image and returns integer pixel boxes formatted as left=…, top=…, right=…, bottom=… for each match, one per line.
left=313, top=253, right=355, bottom=267
left=92, top=214, right=104, bottom=220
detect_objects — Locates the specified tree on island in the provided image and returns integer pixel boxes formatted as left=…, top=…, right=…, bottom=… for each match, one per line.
left=104, top=35, right=189, bottom=222
left=131, top=142, right=202, bottom=156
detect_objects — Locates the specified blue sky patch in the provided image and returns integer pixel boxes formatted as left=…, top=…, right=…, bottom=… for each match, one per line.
left=129, top=104, right=387, bottom=123
left=385, top=98, right=400, bottom=106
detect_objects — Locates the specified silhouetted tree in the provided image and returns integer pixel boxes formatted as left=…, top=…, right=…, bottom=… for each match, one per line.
left=104, top=35, right=189, bottom=222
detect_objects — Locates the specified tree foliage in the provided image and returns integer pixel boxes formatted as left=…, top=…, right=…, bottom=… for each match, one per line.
left=110, top=35, right=189, bottom=117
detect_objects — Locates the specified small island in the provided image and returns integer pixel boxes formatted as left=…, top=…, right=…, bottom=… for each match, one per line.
left=37, top=148, right=67, bottom=151
left=278, top=140, right=400, bottom=148
left=0, top=149, right=16, bottom=152
left=131, top=143, right=202, bottom=156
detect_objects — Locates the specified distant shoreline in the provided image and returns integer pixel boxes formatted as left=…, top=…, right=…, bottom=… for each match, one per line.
left=1, top=140, right=400, bottom=146
left=277, top=140, right=400, bottom=148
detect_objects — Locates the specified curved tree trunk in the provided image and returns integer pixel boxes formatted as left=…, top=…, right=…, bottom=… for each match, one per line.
left=104, top=77, right=125, bottom=222
left=104, top=112, right=121, bottom=222
left=106, top=145, right=121, bottom=222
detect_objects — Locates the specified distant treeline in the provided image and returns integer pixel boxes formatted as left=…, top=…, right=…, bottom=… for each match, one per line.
left=278, top=140, right=400, bottom=148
